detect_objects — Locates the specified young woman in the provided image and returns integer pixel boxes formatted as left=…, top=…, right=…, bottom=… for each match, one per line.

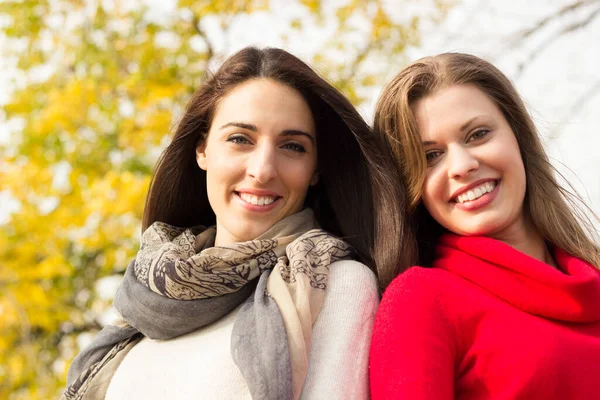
left=370, top=53, right=600, bottom=399
left=63, top=47, right=413, bottom=400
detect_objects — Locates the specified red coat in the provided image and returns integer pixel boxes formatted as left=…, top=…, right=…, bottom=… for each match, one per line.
left=370, top=234, right=600, bottom=399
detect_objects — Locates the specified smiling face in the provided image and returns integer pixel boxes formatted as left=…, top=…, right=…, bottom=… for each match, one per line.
left=196, top=78, right=318, bottom=246
left=413, top=83, right=529, bottom=240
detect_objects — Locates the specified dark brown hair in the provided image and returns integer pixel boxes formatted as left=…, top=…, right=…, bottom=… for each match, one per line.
left=143, top=46, right=415, bottom=287
left=375, top=52, right=599, bottom=269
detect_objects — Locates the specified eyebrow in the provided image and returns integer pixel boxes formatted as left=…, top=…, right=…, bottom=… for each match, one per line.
left=220, top=122, right=315, bottom=144
left=220, top=122, right=257, bottom=131
left=281, top=130, right=315, bottom=144
left=460, top=116, right=484, bottom=132
left=421, top=115, right=488, bottom=145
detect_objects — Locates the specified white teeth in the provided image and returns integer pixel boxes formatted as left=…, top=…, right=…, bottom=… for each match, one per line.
left=456, top=181, right=497, bottom=203
left=239, top=192, right=276, bottom=206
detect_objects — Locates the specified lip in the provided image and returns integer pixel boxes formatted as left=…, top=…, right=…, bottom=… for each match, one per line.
left=236, top=188, right=281, bottom=197
left=234, top=189, right=282, bottom=212
left=453, top=181, right=500, bottom=212
left=450, top=178, right=498, bottom=202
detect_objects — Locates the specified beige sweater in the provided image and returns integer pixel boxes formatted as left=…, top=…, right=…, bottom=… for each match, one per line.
left=105, top=260, right=378, bottom=399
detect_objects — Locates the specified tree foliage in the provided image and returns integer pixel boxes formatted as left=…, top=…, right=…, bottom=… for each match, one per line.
left=0, top=0, right=450, bottom=398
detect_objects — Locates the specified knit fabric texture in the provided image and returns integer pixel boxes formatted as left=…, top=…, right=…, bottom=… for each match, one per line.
left=370, top=234, right=600, bottom=400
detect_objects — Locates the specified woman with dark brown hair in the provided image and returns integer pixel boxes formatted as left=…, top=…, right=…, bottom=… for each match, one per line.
left=370, top=52, right=600, bottom=399
left=63, top=46, right=413, bottom=400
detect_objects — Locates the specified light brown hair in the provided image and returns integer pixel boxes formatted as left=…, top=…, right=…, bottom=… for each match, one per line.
left=375, top=52, right=599, bottom=270
left=143, top=46, right=416, bottom=288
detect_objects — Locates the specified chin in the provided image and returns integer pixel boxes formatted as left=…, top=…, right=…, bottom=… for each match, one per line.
left=449, top=221, right=497, bottom=237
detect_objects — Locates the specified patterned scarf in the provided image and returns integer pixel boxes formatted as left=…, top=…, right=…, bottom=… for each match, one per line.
left=63, top=209, right=353, bottom=400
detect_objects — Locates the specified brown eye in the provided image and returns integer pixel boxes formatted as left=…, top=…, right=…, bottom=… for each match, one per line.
left=468, top=129, right=490, bottom=142
left=425, top=150, right=442, bottom=163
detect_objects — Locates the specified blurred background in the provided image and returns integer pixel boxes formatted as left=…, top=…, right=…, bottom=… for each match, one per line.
left=0, top=0, right=598, bottom=398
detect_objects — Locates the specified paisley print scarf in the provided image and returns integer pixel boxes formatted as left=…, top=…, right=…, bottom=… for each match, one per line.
left=63, top=209, right=354, bottom=400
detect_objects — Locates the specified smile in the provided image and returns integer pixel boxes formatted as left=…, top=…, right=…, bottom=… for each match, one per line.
left=237, top=192, right=280, bottom=207
left=453, top=180, right=497, bottom=204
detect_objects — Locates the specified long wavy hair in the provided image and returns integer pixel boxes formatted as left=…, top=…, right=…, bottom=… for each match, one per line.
left=375, top=52, right=599, bottom=269
left=143, top=46, right=415, bottom=288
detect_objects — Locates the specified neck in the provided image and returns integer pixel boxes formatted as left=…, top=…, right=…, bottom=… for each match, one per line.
left=492, top=215, right=557, bottom=268
left=214, top=230, right=238, bottom=247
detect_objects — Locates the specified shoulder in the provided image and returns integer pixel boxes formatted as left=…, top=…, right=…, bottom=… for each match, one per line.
left=376, top=266, right=460, bottom=332
left=327, top=260, right=378, bottom=299
left=328, top=259, right=377, bottom=282
left=370, top=267, right=460, bottom=400
left=318, top=260, right=378, bottom=318
left=383, top=265, right=456, bottom=303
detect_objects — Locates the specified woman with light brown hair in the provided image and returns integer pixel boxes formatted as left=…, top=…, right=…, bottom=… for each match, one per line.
left=63, top=46, right=414, bottom=400
left=370, top=53, right=600, bottom=399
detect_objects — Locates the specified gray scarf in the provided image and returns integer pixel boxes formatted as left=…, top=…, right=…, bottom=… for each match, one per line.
left=63, top=209, right=353, bottom=399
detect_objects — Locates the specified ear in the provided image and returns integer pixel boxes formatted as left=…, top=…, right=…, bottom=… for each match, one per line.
left=310, top=171, right=320, bottom=186
left=196, top=142, right=208, bottom=171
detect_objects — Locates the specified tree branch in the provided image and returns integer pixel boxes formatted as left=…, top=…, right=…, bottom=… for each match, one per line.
left=513, top=1, right=600, bottom=77
left=550, top=78, right=600, bottom=139
left=515, top=0, right=599, bottom=40
left=191, top=14, right=214, bottom=61
left=337, top=41, right=376, bottom=90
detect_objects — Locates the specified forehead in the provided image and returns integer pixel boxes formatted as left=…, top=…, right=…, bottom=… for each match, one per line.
left=412, top=84, right=503, bottom=138
left=211, top=78, right=314, bottom=127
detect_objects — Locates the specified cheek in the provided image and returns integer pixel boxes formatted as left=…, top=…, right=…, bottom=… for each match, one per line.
left=421, top=170, right=446, bottom=216
left=498, top=140, right=527, bottom=200
left=283, top=160, right=316, bottom=196
left=513, top=158, right=526, bottom=188
left=205, top=159, right=240, bottom=197
left=510, top=157, right=528, bottom=209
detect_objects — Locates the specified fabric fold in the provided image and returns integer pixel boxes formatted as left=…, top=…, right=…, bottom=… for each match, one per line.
left=231, top=270, right=293, bottom=400
left=115, top=261, right=257, bottom=340
left=63, top=208, right=354, bottom=400
left=434, top=233, right=600, bottom=322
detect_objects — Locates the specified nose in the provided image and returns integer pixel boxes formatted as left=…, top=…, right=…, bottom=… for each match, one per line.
left=247, top=143, right=278, bottom=184
left=447, top=144, right=479, bottom=179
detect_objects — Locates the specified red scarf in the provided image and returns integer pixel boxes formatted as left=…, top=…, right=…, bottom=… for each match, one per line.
left=434, top=234, right=600, bottom=323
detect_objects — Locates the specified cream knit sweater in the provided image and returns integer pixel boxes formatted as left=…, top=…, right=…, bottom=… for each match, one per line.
left=105, top=260, right=378, bottom=399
